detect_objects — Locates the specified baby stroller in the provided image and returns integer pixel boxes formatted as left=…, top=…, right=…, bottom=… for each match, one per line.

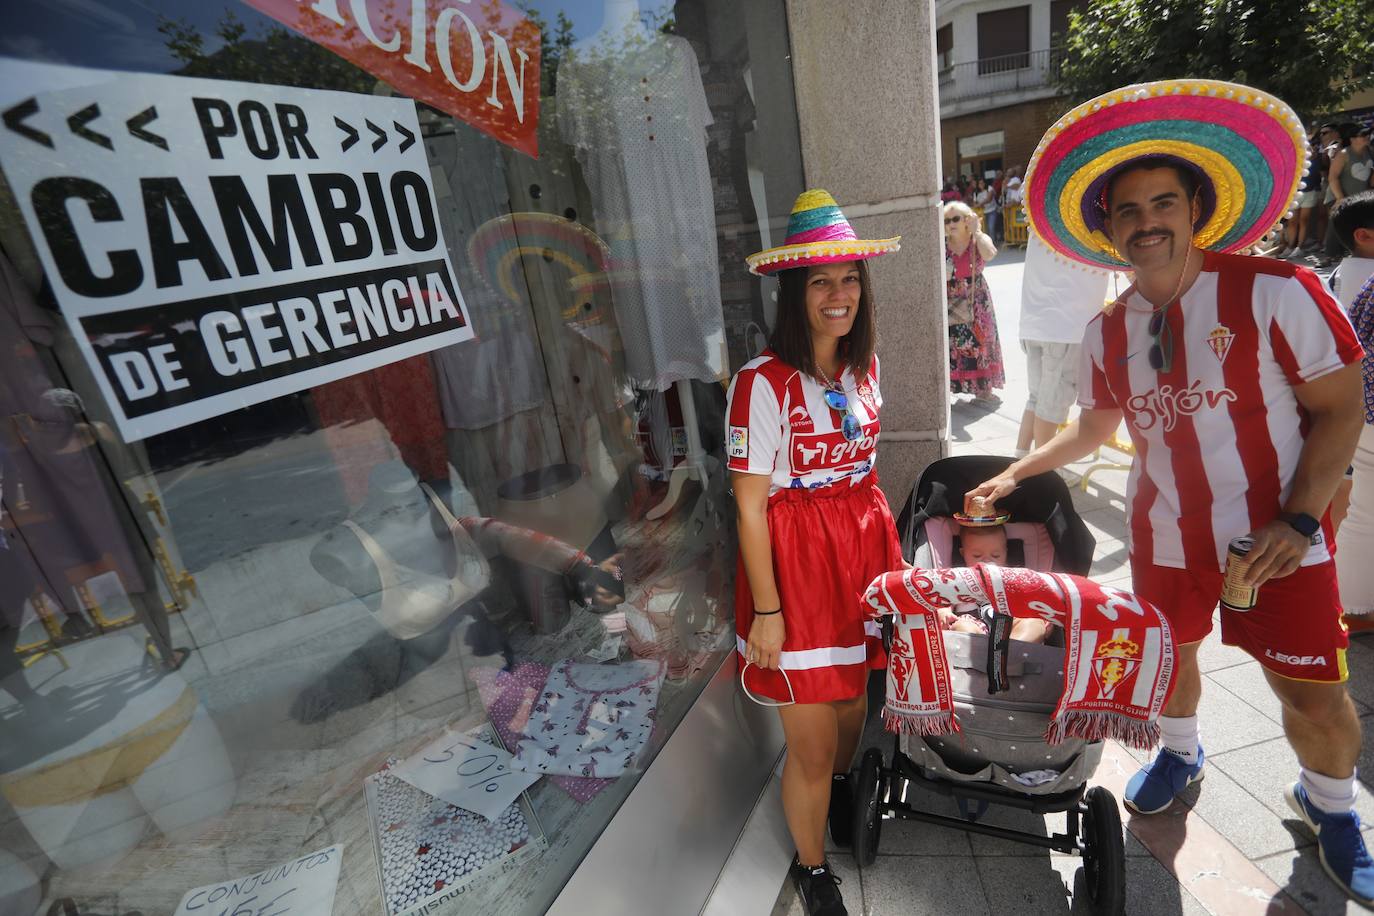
left=851, top=456, right=1126, bottom=915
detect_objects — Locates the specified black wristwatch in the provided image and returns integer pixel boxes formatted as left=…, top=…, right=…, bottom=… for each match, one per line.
left=1279, top=511, right=1321, bottom=540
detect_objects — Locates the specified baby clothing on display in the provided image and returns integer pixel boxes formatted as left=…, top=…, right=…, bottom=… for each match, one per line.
left=514, top=659, right=665, bottom=779
left=470, top=663, right=612, bottom=804
left=367, top=759, right=535, bottom=915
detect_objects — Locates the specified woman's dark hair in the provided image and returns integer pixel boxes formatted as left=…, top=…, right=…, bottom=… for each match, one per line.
left=768, top=260, right=877, bottom=381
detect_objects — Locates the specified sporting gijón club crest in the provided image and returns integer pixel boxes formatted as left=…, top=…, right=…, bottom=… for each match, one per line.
left=1206, top=324, right=1235, bottom=364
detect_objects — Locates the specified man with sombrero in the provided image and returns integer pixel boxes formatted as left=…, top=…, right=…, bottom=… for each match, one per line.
left=967, top=80, right=1371, bottom=905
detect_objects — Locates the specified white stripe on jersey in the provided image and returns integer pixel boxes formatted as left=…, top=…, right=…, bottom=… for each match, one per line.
left=725, top=352, right=883, bottom=495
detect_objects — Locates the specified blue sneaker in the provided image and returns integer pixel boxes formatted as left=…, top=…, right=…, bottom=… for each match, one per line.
left=1123, top=746, right=1205, bottom=814
left=1285, top=783, right=1374, bottom=908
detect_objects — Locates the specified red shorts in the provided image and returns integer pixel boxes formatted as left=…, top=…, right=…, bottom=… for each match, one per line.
left=736, top=474, right=903, bottom=704
left=1130, top=558, right=1349, bottom=683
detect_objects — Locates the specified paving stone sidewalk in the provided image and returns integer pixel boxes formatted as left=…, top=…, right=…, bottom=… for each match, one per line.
left=772, top=248, right=1372, bottom=915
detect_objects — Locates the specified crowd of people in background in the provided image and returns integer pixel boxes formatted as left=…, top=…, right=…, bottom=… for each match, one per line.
left=940, top=165, right=1026, bottom=246
left=1261, top=121, right=1374, bottom=268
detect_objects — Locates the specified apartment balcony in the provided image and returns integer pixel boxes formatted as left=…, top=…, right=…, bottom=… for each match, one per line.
left=938, top=48, right=1066, bottom=119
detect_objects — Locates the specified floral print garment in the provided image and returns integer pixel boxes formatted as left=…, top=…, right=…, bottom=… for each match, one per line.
left=946, top=243, right=1006, bottom=398
left=1351, top=273, right=1374, bottom=425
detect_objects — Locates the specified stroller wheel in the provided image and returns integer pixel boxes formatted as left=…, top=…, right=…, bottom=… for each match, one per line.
left=851, top=748, right=884, bottom=867
left=1081, top=786, right=1126, bottom=916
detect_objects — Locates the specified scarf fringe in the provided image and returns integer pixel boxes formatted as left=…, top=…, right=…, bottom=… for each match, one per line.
left=883, top=706, right=958, bottom=737
left=1046, top=712, right=1160, bottom=750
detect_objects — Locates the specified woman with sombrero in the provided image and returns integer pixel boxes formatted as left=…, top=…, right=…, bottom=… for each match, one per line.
left=966, top=79, right=1372, bottom=906
left=728, top=189, right=903, bottom=916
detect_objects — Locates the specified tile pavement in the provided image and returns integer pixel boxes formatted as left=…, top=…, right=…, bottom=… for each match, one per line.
left=771, top=250, right=1374, bottom=915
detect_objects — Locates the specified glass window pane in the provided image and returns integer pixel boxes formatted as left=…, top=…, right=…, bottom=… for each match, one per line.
left=0, top=2, right=803, bottom=913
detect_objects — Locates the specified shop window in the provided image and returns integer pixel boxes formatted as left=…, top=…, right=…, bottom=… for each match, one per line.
left=0, top=2, right=803, bottom=914
left=976, top=5, right=1031, bottom=74
left=957, top=129, right=1006, bottom=181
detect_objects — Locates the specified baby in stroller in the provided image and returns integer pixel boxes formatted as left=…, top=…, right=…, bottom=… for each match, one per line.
left=848, top=456, right=1173, bottom=916
left=941, top=522, right=1052, bottom=644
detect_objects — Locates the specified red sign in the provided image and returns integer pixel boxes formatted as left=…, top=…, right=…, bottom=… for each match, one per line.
left=244, top=0, right=541, bottom=157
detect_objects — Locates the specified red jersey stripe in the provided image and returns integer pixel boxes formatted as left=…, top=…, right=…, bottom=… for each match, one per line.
left=1218, top=264, right=1282, bottom=535
left=1157, top=299, right=1217, bottom=570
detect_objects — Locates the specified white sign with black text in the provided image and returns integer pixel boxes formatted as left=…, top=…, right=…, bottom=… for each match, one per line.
left=390, top=726, right=539, bottom=822
left=0, top=60, right=472, bottom=441
left=172, top=844, right=343, bottom=916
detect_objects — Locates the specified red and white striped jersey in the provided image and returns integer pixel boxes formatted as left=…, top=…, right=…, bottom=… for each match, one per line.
left=1079, top=250, right=1365, bottom=572
left=725, top=351, right=882, bottom=495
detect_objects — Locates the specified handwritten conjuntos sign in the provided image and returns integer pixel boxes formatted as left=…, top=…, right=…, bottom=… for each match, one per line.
left=172, top=844, right=343, bottom=916
left=243, top=0, right=541, bottom=157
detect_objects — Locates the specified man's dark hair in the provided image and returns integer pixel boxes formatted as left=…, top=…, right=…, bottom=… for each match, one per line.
left=1331, top=189, right=1374, bottom=251
left=769, top=259, right=877, bottom=381
left=1102, top=156, right=1201, bottom=214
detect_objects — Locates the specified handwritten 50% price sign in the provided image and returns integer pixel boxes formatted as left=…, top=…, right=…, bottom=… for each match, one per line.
left=390, top=727, right=539, bottom=822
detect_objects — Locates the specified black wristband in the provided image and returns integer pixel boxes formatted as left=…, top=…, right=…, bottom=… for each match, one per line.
left=753, top=607, right=782, bottom=616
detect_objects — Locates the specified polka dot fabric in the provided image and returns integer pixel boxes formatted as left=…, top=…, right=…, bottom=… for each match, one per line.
left=369, top=758, right=533, bottom=915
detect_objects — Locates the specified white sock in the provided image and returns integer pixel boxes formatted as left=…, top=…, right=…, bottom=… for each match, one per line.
left=1158, top=715, right=1200, bottom=764
left=1014, top=447, right=1030, bottom=459
left=1300, top=767, right=1359, bottom=814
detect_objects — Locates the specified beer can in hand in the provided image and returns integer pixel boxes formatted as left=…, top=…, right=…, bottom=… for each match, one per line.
left=1221, top=536, right=1257, bottom=611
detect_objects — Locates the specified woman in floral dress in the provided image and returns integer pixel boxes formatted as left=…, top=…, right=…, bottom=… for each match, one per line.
left=944, top=200, right=1005, bottom=403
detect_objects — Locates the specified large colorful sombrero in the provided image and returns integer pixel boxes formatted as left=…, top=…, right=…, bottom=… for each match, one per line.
left=746, top=189, right=901, bottom=276
left=1024, top=79, right=1308, bottom=269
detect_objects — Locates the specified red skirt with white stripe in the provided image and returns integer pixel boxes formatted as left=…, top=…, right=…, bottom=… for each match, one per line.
left=736, top=474, right=904, bottom=703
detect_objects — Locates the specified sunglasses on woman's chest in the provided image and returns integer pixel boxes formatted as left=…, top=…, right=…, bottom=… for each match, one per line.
left=823, top=387, right=863, bottom=441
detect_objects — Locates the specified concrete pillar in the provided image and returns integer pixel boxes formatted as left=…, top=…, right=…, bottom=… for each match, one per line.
left=785, top=0, right=950, bottom=512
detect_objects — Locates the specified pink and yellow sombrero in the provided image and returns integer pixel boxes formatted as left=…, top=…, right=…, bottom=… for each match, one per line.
left=1024, top=79, right=1308, bottom=269
left=746, top=189, right=901, bottom=276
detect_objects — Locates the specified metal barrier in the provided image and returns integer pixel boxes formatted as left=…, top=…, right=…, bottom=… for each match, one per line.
left=1003, top=206, right=1028, bottom=247
left=1079, top=429, right=1135, bottom=492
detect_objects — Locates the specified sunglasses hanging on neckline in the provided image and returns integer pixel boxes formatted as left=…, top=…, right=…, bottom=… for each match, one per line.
left=1147, top=304, right=1174, bottom=373
left=822, top=386, right=863, bottom=441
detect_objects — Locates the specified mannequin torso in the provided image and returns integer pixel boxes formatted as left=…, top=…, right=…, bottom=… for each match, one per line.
left=310, top=462, right=483, bottom=611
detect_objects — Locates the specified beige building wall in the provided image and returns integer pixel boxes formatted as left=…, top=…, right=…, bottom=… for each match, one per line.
left=785, top=0, right=951, bottom=512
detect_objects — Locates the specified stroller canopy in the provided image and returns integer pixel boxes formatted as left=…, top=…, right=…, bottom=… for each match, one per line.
left=895, top=456, right=1096, bottom=576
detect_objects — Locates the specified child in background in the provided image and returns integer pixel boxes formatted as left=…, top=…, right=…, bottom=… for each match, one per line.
left=1330, top=189, right=1374, bottom=313
left=938, top=524, right=1053, bottom=643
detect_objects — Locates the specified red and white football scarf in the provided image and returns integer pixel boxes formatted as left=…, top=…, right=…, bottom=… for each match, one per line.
left=864, top=565, right=1175, bottom=749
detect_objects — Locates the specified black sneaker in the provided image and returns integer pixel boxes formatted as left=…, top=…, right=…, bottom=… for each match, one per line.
left=827, top=772, right=854, bottom=848
left=790, top=857, right=848, bottom=916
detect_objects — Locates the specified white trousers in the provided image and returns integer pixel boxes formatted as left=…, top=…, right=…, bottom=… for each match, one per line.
left=1337, top=423, right=1374, bottom=614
